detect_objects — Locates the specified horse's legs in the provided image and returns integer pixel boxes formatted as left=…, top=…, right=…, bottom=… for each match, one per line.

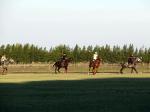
left=5, top=68, right=8, bottom=75
left=55, top=67, right=57, bottom=74
left=1, top=69, right=3, bottom=75
left=2, top=68, right=5, bottom=75
left=88, top=67, right=91, bottom=75
left=132, top=67, right=138, bottom=74
left=92, top=68, right=94, bottom=75
left=93, top=68, right=97, bottom=75
left=96, top=67, right=98, bottom=73
left=92, top=67, right=96, bottom=75
left=64, top=67, right=67, bottom=73
left=131, top=68, right=133, bottom=73
left=120, top=66, right=124, bottom=74
left=58, top=67, right=61, bottom=73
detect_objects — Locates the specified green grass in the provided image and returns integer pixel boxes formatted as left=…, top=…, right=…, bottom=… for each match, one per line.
left=1, top=73, right=150, bottom=112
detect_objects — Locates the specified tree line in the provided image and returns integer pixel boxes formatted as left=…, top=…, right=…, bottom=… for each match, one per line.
left=0, top=43, right=149, bottom=63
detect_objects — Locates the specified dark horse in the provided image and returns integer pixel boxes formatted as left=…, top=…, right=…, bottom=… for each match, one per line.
left=89, top=57, right=102, bottom=75
left=0, top=58, right=15, bottom=75
left=53, top=58, right=72, bottom=73
left=120, top=57, right=142, bottom=74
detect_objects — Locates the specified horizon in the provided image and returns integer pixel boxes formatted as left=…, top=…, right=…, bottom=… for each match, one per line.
left=0, top=43, right=147, bottom=51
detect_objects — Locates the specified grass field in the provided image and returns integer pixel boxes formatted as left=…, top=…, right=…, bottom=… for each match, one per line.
left=1, top=73, right=150, bottom=112
left=5, top=63, right=150, bottom=73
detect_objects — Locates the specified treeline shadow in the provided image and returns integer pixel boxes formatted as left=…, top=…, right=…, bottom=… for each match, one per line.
left=1, top=78, right=150, bottom=112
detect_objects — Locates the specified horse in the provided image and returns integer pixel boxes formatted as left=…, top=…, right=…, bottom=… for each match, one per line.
left=120, top=57, right=142, bottom=74
left=0, top=58, right=15, bottom=75
left=89, top=57, right=102, bottom=75
left=53, top=58, right=72, bottom=74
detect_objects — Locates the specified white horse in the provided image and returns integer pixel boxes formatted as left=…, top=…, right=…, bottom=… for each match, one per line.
left=120, top=57, right=142, bottom=74
left=0, top=58, right=15, bottom=75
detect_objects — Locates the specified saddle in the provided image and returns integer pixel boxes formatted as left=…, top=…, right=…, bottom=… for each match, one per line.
left=128, top=64, right=133, bottom=67
left=92, top=59, right=99, bottom=63
left=60, top=59, right=66, bottom=66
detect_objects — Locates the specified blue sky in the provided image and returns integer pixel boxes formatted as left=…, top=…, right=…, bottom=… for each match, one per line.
left=0, top=0, right=150, bottom=49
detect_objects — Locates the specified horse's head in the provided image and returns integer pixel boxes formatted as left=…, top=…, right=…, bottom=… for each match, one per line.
left=8, top=58, right=15, bottom=64
left=66, top=57, right=72, bottom=62
left=135, top=57, right=142, bottom=63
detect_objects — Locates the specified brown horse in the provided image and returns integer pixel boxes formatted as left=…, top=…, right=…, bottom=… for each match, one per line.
left=53, top=58, right=72, bottom=74
left=89, top=57, right=102, bottom=75
left=120, top=57, right=142, bottom=74
left=0, top=58, right=15, bottom=75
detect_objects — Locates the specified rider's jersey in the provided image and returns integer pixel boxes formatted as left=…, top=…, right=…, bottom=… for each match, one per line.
left=93, top=54, right=98, bottom=60
left=128, top=56, right=135, bottom=64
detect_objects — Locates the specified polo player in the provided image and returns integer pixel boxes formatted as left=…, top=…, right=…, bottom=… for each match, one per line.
left=1, top=55, right=7, bottom=65
left=120, top=56, right=142, bottom=74
left=128, top=54, right=135, bottom=67
left=60, top=53, right=67, bottom=61
left=93, top=52, right=98, bottom=62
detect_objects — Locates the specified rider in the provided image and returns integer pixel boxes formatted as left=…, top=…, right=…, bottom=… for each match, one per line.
left=1, top=54, right=7, bottom=65
left=60, top=53, right=67, bottom=62
left=128, top=54, right=135, bottom=67
left=93, top=52, right=98, bottom=62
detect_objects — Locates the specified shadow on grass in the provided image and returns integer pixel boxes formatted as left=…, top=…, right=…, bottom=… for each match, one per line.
left=1, top=78, right=150, bottom=112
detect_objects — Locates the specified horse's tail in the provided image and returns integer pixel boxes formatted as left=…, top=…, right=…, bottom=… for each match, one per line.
left=120, top=62, right=124, bottom=66
left=89, top=60, right=92, bottom=67
left=53, top=62, right=56, bottom=67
